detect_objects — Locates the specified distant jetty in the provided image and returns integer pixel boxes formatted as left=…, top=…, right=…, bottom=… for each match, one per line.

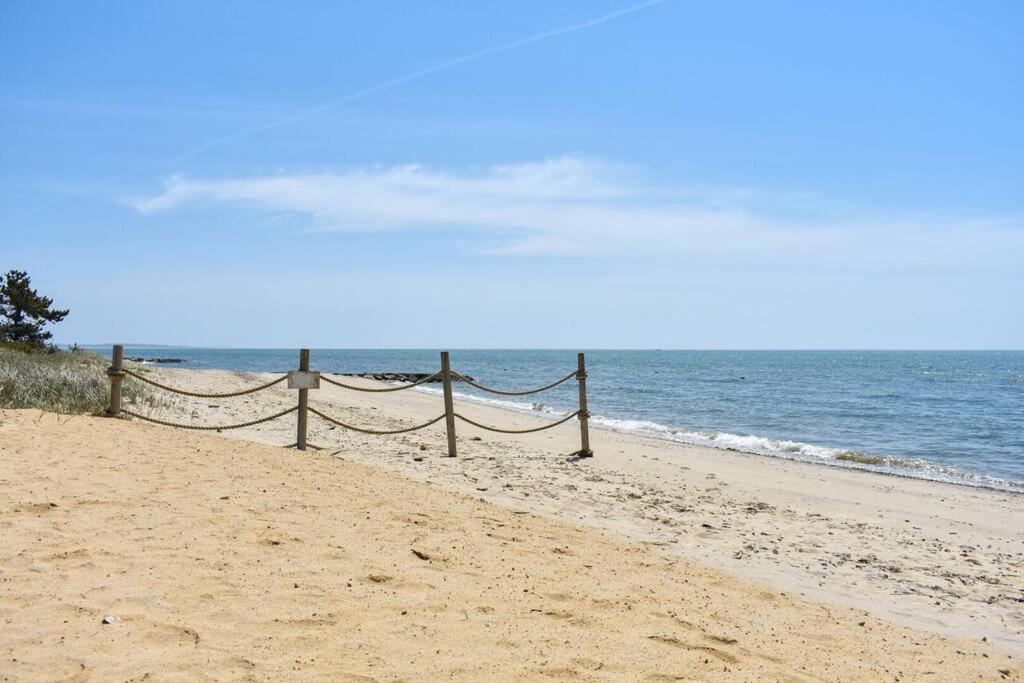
left=128, top=357, right=185, bottom=363
left=337, top=372, right=473, bottom=383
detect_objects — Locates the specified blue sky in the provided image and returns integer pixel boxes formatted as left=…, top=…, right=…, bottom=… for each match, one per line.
left=1, top=0, right=1021, bottom=348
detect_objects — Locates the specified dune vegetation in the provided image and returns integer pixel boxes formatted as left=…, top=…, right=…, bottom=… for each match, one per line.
left=0, top=345, right=151, bottom=414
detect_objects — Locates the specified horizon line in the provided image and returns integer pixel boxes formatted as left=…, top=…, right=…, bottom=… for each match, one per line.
left=60, top=343, right=1024, bottom=353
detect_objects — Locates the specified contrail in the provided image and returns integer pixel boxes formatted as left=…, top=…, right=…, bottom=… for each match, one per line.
left=86, top=0, right=667, bottom=188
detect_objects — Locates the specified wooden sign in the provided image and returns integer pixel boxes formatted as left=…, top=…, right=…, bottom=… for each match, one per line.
left=288, top=370, right=320, bottom=389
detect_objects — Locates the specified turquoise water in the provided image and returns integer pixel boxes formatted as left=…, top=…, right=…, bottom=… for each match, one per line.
left=99, top=347, right=1024, bottom=492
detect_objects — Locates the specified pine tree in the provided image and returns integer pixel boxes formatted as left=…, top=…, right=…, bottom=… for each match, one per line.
left=0, top=270, right=69, bottom=350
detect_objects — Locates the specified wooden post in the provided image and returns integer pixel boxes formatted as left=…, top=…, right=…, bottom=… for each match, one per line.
left=577, top=352, right=593, bottom=457
left=106, top=344, right=124, bottom=416
left=297, top=348, right=310, bottom=451
left=440, top=351, right=457, bottom=457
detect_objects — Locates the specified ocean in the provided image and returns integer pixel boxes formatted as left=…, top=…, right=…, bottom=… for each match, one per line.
left=97, top=347, right=1024, bottom=492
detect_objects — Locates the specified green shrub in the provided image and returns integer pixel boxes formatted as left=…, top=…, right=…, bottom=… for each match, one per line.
left=0, top=347, right=153, bottom=414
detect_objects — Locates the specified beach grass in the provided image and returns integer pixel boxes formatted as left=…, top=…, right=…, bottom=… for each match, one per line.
left=0, top=346, right=153, bottom=414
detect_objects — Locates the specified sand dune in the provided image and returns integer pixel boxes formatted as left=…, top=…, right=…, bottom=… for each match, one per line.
left=0, top=410, right=1019, bottom=680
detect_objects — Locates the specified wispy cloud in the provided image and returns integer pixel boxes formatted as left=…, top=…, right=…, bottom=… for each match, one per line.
left=134, top=156, right=1024, bottom=265
left=53, top=0, right=666, bottom=198
left=0, top=1, right=667, bottom=232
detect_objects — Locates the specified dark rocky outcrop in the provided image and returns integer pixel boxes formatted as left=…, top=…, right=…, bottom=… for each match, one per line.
left=337, top=372, right=473, bottom=383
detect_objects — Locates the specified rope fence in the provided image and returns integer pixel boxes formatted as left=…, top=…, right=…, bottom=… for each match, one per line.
left=121, top=406, right=298, bottom=431
left=308, top=407, right=447, bottom=435
left=450, top=370, right=577, bottom=396
left=104, top=345, right=593, bottom=458
left=121, top=367, right=288, bottom=398
left=454, top=409, right=582, bottom=434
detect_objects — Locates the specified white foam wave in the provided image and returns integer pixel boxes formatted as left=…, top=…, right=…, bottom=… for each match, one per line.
left=588, top=418, right=1023, bottom=492
left=590, top=416, right=844, bottom=460
left=414, top=384, right=571, bottom=418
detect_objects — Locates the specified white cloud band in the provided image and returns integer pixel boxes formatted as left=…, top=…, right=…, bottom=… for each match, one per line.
left=134, top=156, right=1022, bottom=264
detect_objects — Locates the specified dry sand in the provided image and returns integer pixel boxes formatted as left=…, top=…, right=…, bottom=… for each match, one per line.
left=124, top=366, right=1024, bottom=657
left=1, top=409, right=1020, bottom=681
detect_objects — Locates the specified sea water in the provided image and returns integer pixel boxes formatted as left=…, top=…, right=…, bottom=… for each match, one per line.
left=98, top=347, right=1024, bottom=492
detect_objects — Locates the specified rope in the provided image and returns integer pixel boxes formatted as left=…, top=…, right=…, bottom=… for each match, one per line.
left=122, top=368, right=287, bottom=398
left=120, top=405, right=297, bottom=431
left=454, top=410, right=581, bottom=434
left=450, top=370, right=577, bottom=396
left=319, top=372, right=441, bottom=393
left=307, top=406, right=446, bottom=435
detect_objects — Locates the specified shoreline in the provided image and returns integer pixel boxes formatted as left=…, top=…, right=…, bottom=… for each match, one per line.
left=125, top=351, right=1024, bottom=494
left=124, top=364, right=1024, bottom=656
left=416, top=382, right=1024, bottom=495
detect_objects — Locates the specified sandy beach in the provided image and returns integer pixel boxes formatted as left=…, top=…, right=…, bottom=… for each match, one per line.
left=6, top=0, right=1020, bottom=677
left=0, top=407, right=1019, bottom=680
left=80, top=365, right=1024, bottom=657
